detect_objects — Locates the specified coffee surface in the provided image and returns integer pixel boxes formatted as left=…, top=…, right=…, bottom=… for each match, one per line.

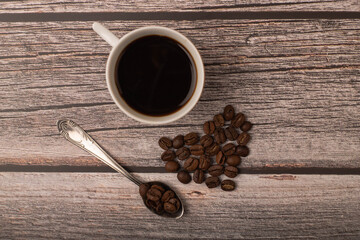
left=116, top=35, right=196, bottom=116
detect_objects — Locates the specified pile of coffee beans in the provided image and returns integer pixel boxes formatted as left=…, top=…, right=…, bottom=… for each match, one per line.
left=139, top=182, right=181, bottom=216
left=158, top=105, right=252, bottom=191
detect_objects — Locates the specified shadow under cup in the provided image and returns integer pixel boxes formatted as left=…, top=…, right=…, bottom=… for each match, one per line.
left=114, top=35, right=198, bottom=117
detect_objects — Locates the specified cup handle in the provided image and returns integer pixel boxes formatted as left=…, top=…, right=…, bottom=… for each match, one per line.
left=92, top=22, right=120, bottom=47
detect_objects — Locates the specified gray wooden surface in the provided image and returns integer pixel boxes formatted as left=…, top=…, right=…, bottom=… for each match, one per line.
left=1, top=173, right=360, bottom=239
left=1, top=0, right=359, bottom=13
left=1, top=1, right=359, bottom=239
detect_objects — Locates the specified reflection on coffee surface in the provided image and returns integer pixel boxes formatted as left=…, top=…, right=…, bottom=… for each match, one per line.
left=116, top=35, right=196, bottom=116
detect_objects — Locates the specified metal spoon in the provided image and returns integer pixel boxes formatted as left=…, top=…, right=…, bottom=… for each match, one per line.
left=57, top=119, right=184, bottom=219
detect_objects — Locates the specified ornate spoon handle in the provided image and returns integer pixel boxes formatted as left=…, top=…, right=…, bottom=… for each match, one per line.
left=57, top=119, right=142, bottom=186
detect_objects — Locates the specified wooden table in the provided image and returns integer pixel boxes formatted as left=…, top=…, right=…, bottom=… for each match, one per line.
left=1, top=1, right=360, bottom=239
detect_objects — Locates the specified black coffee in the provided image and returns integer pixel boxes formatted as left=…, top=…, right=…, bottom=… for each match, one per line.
left=116, top=35, right=196, bottom=116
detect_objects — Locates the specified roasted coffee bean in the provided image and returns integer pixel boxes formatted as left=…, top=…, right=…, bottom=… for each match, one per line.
left=205, top=143, right=220, bottom=156
left=224, top=166, right=238, bottom=178
left=172, top=135, right=184, bottom=149
left=199, top=155, right=211, bottom=170
left=226, top=155, right=241, bottom=166
left=231, top=113, right=245, bottom=128
left=235, top=145, right=250, bottom=157
left=223, top=143, right=236, bottom=156
left=214, top=128, right=226, bottom=144
left=161, top=150, right=175, bottom=161
left=193, top=169, right=205, bottom=184
left=203, top=121, right=216, bottom=135
left=151, top=184, right=165, bottom=194
left=145, top=199, right=158, bottom=209
left=190, top=144, right=204, bottom=156
left=200, top=135, right=213, bottom=148
left=177, top=170, right=191, bottom=184
left=184, top=157, right=199, bottom=171
left=223, top=105, right=235, bottom=121
left=165, top=161, right=180, bottom=172
left=224, top=126, right=238, bottom=141
left=221, top=180, right=236, bottom=191
left=154, top=201, right=164, bottom=214
left=237, top=132, right=251, bottom=146
left=205, top=176, right=220, bottom=188
left=216, top=151, right=226, bottom=165
left=146, top=188, right=162, bottom=201
left=176, top=147, right=190, bottom=160
left=208, top=165, right=224, bottom=177
left=139, top=183, right=150, bottom=199
left=158, top=137, right=172, bottom=150
left=213, top=114, right=225, bottom=128
left=184, top=132, right=199, bottom=145
left=164, top=198, right=180, bottom=213
left=241, top=121, right=253, bottom=132
left=161, top=190, right=175, bottom=202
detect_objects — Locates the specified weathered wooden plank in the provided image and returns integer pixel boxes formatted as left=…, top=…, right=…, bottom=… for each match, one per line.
left=1, top=173, right=359, bottom=239
left=0, top=20, right=359, bottom=168
left=0, top=0, right=358, bottom=13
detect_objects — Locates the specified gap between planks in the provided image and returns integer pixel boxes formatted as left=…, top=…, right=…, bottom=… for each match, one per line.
left=2, top=165, right=360, bottom=175
left=0, top=11, right=359, bottom=22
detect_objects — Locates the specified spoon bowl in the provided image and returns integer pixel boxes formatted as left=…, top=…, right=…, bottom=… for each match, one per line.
left=142, top=181, right=184, bottom=219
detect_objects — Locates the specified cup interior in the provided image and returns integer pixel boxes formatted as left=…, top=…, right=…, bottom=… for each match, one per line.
left=106, top=26, right=204, bottom=124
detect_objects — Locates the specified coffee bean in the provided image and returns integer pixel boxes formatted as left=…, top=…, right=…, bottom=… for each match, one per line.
left=158, top=137, right=172, bottom=150
left=145, top=199, right=158, bottom=209
left=193, top=169, right=205, bottom=184
left=161, top=190, right=175, bottom=202
left=241, top=121, right=252, bottom=132
left=190, top=144, right=204, bottom=156
left=172, top=135, right=184, bottom=149
left=200, top=135, right=213, bottom=148
left=154, top=201, right=164, bottom=214
left=216, top=151, right=226, bottom=165
left=184, top=157, right=199, bottom=171
left=184, top=132, right=199, bottom=145
left=226, top=155, right=241, bottom=166
left=223, top=105, right=235, bottom=121
left=164, top=198, right=180, bottom=213
left=223, top=143, right=236, bottom=156
left=165, top=161, right=180, bottom=172
left=237, top=132, right=251, bottom=146
left=231, top=113, right=245, bottom=128
left=205, top=176, right=220, bottom=188
left=213, top=114, right=225, bottom=128
left=177, top=170, right=191, bottom=184
left=224, top=166, right=238, bottom=178
left=199, top=155, right=211, bottom=170
left=203, top=121, right=216, bottom=135
left=151, top=184, right=165, bottom=194
left=224, top=126, right=238, bottom=141
left=208, top=165, right=224, bottom=177
left=139, top=183, right=150, bottom=199
left=205, top=143, right=220, bottom=156
left=235, top=145, right=250, bottom=157
left=146, top=188, right=162, bottom=201
left=214, top=128, right=226, bottom=144
left=176, top=147, right=190, bottom=160
left=161, top=150, right=175, bottom=161
left=221, top=180, right=236, bottom=191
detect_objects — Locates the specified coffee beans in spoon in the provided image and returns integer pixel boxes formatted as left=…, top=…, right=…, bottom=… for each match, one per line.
left=139, top=182, right=183, bottom=217
left=157, top=104, right=253, bottom=192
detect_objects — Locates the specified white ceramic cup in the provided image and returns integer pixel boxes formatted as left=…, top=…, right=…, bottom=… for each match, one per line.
left=92, top=22, right=204, bottom=124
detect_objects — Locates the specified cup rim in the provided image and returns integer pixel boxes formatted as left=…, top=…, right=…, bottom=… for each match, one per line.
left=106, top=26, right=204, bottom=125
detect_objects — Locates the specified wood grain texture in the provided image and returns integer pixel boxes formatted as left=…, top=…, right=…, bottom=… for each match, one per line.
left=0, top=0, right=358, bottom=13
left=0, top=19, right=359, bottom=169
left=1, top=173, right=359, bottom=239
